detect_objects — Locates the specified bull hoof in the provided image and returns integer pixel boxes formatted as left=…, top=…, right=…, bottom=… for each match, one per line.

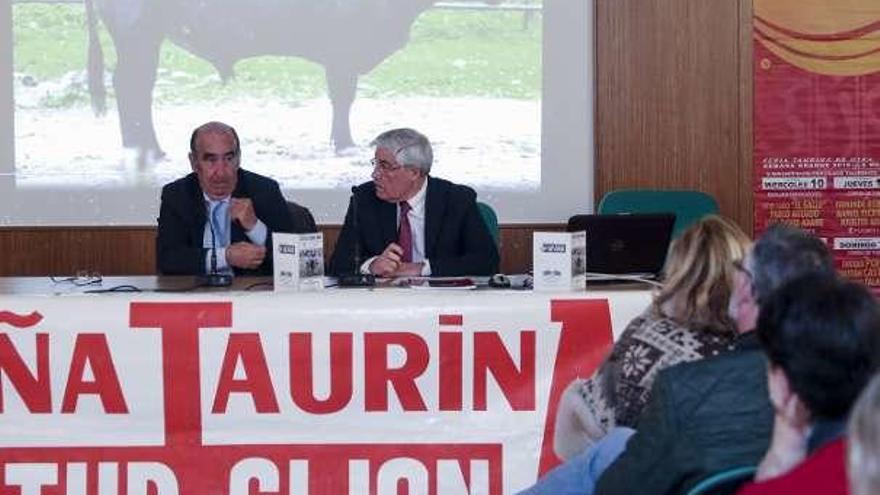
left=333, top=141, right=357, bottom=154
left=334, top=146, right=360, bottom=158
left=136, top=148, right=167, bottom=170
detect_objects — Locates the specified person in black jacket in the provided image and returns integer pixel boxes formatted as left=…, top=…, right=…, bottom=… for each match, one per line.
left=156, top=121, right=315, bottom=276
left=329, top=128, right=498, bottom=277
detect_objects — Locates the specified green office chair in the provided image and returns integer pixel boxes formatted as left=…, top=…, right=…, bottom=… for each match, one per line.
left=477, top=201, right=500, bottom=246
left=597, top=189, right=720, bottom=238
left=685, top=466, right=757, bottom=495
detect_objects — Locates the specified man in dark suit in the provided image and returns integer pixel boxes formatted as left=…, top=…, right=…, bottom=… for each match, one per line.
left=157, top=121, right=314, bottom=276
left=329, top=128, right=498, bottom=277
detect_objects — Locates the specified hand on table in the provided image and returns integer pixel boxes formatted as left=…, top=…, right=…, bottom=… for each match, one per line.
left=226, top=241, right=266, bottom=269
left=394, top=262, right=424, bottom=277
left=369, top=243, right=404, bottom=277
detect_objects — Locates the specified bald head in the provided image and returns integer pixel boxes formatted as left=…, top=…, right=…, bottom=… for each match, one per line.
left=190, top=121, right=240, bottom=156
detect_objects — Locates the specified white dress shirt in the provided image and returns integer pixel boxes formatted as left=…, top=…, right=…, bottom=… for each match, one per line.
left=361, top=179, right=432, bottom=276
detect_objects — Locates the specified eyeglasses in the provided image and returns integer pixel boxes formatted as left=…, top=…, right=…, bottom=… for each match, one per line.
left=370, top=158, right=404, bottom=174
left=51, top=271, right=103, bottom=287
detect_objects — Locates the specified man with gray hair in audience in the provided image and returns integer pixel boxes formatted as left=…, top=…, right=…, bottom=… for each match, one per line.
left=330, top=128, right=499, bottom=277
left=594, top=224, right=837, bottom=495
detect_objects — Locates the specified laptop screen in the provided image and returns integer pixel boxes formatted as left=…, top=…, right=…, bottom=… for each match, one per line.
left=566, top=213, right=675, bottom=276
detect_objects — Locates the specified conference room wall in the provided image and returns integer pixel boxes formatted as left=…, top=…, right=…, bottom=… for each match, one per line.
left=0, top=0, right=752, bottom=277
left=595, top=0, right=753, bottom=231
left=0, top=225, right=565, bottom=276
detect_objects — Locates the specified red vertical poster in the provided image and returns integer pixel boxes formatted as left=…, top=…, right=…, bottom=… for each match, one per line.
left=753, top=0, right=880, bottom=287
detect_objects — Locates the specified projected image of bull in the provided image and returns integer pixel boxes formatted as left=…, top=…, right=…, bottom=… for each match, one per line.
left=85, top=0, right=438, bottom=162
left=6, top=0, right=548, bottom=223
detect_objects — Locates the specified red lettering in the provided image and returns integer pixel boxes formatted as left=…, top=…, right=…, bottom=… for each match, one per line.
left=473, top=332, right=535, bottom=411
left=364, top=333, right=428, bottom=411
left=0, top=334, right=50, bottom=413
left=212, top=333, right=280, bottom=413
left=438, top=330, right=463, bottom=412
left=538, top=299, right=613, bottom=475
left=289, top=333, right=353, bottom=414
left=61, top=334, right=128, bottom=413
left=438, top=314, right=463, bottom=326
left=130, top=302, right=231, bottom=446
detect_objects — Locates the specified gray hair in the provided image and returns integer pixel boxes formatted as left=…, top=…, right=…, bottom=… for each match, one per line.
left=748, top=224, right=834, bottom=304
left=371, top=128, right=433, bottom=174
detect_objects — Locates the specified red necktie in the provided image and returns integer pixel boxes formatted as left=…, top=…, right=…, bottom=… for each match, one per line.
left=398, top=201, right=413, bottom=263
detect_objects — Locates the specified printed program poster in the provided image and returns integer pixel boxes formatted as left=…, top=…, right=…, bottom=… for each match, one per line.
left=753, top=0, right=880, bottom=287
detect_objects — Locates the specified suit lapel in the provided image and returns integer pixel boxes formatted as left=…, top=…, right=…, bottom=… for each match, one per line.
left=424, top=178, right=444, bottom=256
left=189, top=174, right=209, bottom=245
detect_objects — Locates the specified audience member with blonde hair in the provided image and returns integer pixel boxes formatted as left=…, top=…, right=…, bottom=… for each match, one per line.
left=553, top=214, right=751, bottom=460
left=849, top=373, right=880, bottom=495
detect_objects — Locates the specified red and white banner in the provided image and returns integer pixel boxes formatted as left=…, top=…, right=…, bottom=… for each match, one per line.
left=0, top=290, right=650, bottom=494
left=753, top=0, right=880, bottom=288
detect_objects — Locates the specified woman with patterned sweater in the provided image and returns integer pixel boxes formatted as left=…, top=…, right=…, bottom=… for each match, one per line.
left=553, top=214, right=751, bottom=460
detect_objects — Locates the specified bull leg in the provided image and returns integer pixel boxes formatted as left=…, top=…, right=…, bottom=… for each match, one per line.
left=325, top=66, right=357, bottom=151
left=112, top=36, right=164, bottom=164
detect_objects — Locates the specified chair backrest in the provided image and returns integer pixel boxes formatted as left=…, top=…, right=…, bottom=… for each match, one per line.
left=597, top=189, right=720, bottom=238
left=685, top=466, right=757, bottom=495
left=286, top=201, right=318, bottom=233
left=476, top=201, right=500, bottom=246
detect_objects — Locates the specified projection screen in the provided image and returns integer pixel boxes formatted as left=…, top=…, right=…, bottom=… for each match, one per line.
left=0, top=0, right=592, bottom=225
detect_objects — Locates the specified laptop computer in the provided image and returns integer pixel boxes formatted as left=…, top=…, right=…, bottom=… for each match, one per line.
left=566, top=213, right=675, bottom=281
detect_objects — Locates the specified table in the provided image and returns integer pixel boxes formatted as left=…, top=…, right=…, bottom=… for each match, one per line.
left=0, top=277, right=652, bottom=494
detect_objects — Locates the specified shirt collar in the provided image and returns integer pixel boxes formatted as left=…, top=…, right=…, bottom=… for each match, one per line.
left=203, top=192, right=231, bottom=206
left=403, top=177, right=428, bottom=215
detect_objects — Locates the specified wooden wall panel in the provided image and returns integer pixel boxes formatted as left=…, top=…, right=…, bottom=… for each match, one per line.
left=595, top=0, right=753, bottom=233
left=738, top=0, right=754, bottom=230
left=0, top=225, right=562, bottom=276
left=0, top=227, right=155, bottom=276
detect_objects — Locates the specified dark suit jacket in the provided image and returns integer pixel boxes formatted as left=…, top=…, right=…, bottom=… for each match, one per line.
left=596, top=332, right=773, bottom=495
left=156, top=169, right=314, bottom=276
left=329, top=177, right=499, bottom=276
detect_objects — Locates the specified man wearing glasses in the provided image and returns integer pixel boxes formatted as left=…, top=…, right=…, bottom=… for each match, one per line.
left=156, top=121, right=312, bottom=276
left=329, top=128, right=499, bottom=277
